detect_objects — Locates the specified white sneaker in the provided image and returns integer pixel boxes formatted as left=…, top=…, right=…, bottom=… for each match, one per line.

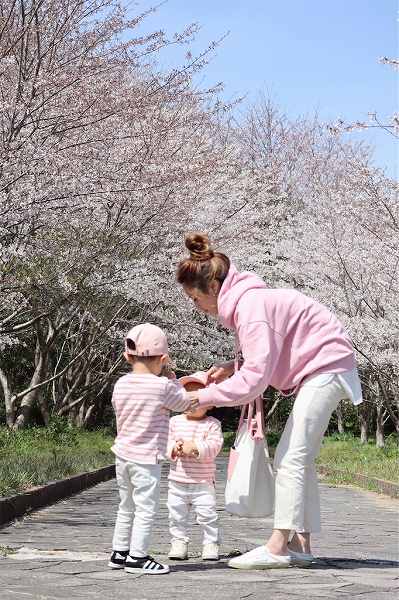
left=202, top=542, right=219, bottom=561
left=168, top=539, right=188, bottom=560
left=288, top=549, right=315, bottom=567
left=228, top=546, right=292, bottom=570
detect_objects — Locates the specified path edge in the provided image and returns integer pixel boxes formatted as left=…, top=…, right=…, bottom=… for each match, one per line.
left=318, top=465, right=399, bottom=498
left=1, top=463, right=397, bottom=528
left=0, top=464, right=115, bottom=527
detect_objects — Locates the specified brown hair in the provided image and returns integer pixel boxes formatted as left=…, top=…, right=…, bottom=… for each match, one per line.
left=125, top=354, right=160, bottom=366
left=177, top=233, right=230, bottom=293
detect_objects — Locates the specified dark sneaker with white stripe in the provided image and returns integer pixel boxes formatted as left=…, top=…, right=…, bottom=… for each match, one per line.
left=108, top=550, right=129, bottom=569
left=125, top=555, right=170, bottom=575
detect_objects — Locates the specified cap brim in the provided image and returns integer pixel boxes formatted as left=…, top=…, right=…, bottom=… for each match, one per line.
left=179, top=372, right=208, bottom=387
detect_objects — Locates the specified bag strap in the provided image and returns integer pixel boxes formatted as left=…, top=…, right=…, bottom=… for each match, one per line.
left=237, top=397, right=265, bottom=440
left=234, top=348, right=265, bottom=441
left=252, top=397, right=265, bottom=440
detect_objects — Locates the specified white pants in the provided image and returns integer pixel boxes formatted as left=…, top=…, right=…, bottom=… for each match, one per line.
left=273, top=374, right=348, bottom=533
left=167, top=480, right=219, bottom=545
left=112, top=457, right=161, bottom=557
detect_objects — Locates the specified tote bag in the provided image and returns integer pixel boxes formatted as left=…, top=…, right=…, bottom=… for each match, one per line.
left=225, top=397, right=275, bottom=518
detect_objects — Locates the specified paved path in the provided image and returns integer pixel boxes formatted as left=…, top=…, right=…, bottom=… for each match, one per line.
left=0, top=458, right=398, bottom=599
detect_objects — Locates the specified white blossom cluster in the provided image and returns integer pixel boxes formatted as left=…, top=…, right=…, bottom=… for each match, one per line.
left=0, top=0, right=260, bottom=428
left=0, top=1, right=397, bottom=436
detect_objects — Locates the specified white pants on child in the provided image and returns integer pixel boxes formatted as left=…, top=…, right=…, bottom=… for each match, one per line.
left=273, top=373, right=353, bottom=533
left=112, top=457, right=161, bottom=557
left=167, top=480, right=219, bottom=545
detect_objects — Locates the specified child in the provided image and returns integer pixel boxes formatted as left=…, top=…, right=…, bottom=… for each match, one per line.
left=109, top=323, right=192, bottom=575
left=167, top=372, right=224, bottom=561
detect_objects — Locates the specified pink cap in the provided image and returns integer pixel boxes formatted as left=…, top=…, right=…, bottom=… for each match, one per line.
left=125, top=323, right=168, bottom=357
left=179, top=371, right=208, bottom=388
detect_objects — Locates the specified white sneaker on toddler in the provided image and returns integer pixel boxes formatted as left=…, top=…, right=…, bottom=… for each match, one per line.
left=202, top=542, right=219, bottom=561
left=168, top=539, right=188, bottom=560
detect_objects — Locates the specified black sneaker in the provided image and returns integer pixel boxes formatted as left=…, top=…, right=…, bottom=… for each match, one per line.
left=125, top=555, right=170, bottom=575
left=108, top=550, right=129, bottom=569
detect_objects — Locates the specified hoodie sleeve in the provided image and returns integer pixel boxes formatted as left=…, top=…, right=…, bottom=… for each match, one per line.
left=198, top=320, right=283, bottom=407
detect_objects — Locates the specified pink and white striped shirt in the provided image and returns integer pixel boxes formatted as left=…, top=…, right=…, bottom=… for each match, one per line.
left=167, top=415, right=224, bottom=484
left=111, top=373, right=190, bottom=464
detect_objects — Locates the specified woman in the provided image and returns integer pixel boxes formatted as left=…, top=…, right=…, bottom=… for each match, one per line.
left=177, top=232, right=362, bottom=570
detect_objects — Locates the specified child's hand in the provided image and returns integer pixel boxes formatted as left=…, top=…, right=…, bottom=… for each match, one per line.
left=172, top=440, right=184, bottom=459
left=181, top=441, right=199, bottom=458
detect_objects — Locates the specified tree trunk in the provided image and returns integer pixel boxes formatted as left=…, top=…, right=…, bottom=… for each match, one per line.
left=378, top=377, right=399, bottom=433
left=83, top=404, right=95, bottom=428
left=14, top=339, right=48, bottom=429
left=37, top=388, right=50, bottom=426
left=75, top=399, right=86, bottom=428
left=357, top=403, right=368, bottom=444
left=336, top=402, right=345, bottom=434
left=0, top=367, right=15, bottom=428
left=375, top=402, right=385, bottom=448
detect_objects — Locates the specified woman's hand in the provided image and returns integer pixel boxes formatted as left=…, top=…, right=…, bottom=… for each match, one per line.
left=186, top=390, right=200, bottom=412
left=206, top=360, right=235, bottom=384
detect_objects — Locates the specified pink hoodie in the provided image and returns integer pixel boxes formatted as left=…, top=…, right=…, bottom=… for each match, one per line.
left=198, top=264, right=356, bottom=407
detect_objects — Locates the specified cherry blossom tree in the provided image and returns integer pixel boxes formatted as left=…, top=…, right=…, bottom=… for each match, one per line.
left=0, top=0, right=262, bottom=427
left=328, top=57, right=399, bottom=139
left=231, top=96, right=398, bottom=445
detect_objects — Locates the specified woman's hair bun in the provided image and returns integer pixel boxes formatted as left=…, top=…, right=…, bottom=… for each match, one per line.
left=185, top=232, right=215, bottom=262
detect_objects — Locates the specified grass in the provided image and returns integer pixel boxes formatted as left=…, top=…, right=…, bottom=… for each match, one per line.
left=0, top=420, right=114, bottom=498
left=1, top=422, right=397, bottom=499
left=317, top=433, right=399, bottom=485
left=223, top=430, right=399, bottom=490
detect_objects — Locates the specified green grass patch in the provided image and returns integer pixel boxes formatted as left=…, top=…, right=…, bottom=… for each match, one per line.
left=2, top=423, right=397, bottom=500
left=0, top=419, right=114, bottom=497
left=223, top=430, right=398, bottom=491
left=223, top=430, right=236, bottom=450
left=317, top=433, right=399, bottom=484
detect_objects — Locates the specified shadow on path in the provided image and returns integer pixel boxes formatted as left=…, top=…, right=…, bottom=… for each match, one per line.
left=313, top=557, right=399, bottom=569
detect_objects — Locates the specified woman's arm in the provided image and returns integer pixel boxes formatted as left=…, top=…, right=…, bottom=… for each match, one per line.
left=198, top=321, right=283, bottom=407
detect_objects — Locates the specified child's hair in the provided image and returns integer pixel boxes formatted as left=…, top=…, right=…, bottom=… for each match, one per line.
left=176, top=232, right=230, bottom=293
left=125, top=353, right=161, bottom=366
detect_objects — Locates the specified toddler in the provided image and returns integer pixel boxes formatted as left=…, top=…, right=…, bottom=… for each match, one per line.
left=167, top=371, right=224, bottom=561
left=109, top=323, right=192, bottom=575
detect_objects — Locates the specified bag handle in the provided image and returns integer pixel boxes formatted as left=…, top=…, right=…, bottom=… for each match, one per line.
left=234, top=346, right=265, bottom=440
left=237, top=397, right=265, bottom=440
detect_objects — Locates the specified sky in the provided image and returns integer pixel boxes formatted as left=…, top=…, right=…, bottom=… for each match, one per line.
left=130, top=1, right=398, bottom=178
